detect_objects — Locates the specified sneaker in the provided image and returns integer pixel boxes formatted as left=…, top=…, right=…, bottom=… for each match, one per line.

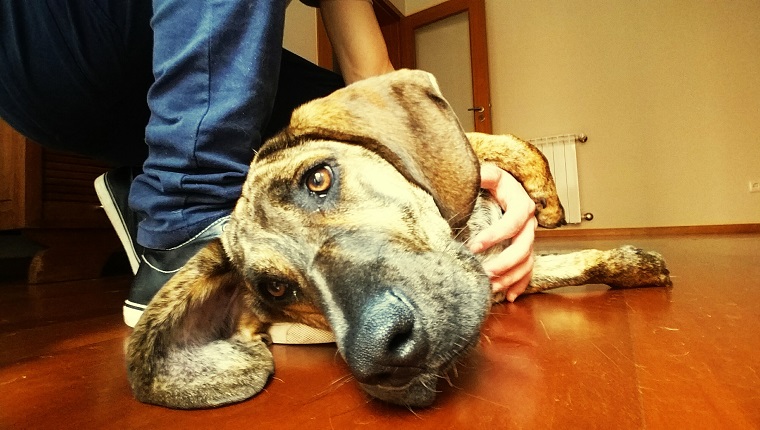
left=94, top=168, right=143, bottom=274
left=123, top=216, right=229, bottom=328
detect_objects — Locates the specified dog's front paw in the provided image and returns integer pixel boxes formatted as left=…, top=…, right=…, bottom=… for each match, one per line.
left=605, top=245, right=673, bottom=289
left=534, top=194, right=567, bottom=229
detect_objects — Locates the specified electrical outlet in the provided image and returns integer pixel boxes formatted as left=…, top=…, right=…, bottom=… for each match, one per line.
left=750, top=180, right=760, bottom=193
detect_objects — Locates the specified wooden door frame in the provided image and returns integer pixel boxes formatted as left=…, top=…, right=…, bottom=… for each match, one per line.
left=400, top=0, right=492, bottom=133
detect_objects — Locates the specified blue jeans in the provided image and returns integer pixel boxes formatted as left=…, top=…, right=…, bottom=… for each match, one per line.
left=0, top=0, right=343, bottom=249
left=131, top=0, right=287, bottom=249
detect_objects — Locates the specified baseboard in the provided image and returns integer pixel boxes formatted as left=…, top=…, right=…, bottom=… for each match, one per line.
left=536, top=223, right=760, bottom=238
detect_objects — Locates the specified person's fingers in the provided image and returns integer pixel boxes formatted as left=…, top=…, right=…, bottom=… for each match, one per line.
left=468, top=164, right=535, bottom=253
left=481, top=216, right=537, bottom=277
left=489, top=254, right=534, bottom=302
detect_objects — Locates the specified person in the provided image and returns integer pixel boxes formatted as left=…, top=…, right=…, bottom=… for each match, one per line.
left=0, top=0, right=537, bottom=329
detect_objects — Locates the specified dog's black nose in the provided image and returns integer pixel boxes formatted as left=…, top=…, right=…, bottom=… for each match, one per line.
left=344, top=289, right=429, bottom=387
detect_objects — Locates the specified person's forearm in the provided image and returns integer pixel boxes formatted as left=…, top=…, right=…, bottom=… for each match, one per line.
left=319, top=0, right=394, bottom=84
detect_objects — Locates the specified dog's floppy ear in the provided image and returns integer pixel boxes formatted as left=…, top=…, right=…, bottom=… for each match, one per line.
left=287, top=69, right=480, bottom=231
left=125, top=239, right=273, bottom=409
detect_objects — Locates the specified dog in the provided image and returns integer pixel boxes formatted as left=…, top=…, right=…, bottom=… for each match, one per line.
left=125, top=69, right=672, bottom=409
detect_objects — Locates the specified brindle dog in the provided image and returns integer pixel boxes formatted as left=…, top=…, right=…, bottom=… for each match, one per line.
left=125, top=70, right=671, bottom=409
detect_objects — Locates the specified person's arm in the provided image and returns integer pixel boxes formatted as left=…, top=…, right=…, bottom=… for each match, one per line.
left=318, top=0, right=395, bottom=84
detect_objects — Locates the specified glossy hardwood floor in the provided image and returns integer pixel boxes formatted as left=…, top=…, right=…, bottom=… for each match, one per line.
left=1, top=233, right=759, bottom=429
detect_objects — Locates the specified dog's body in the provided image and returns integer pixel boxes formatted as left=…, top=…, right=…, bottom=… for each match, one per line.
left=126, top=70, right=671, bottom=409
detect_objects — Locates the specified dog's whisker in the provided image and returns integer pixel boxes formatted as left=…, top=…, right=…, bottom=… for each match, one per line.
left=419, top=377, right=441, bottom=394
left=441, top=372, right=454, bottom=387
left=313, top=372, right=356, bottom=399
left=479, top=334, right=490, bottom=346
left=406, top=405, right=423, bottom=419
left=327, top=373, right=354, bottom=388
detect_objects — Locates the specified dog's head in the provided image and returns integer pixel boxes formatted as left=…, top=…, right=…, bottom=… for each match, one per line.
left=126, top=70, right=491, bottom=409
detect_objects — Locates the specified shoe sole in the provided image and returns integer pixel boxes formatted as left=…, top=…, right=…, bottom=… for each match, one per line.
left=123, top=300, right=146, bottom=328
left=267, top=322, right=336, bottom=344
left=94, top=174, right=140, bottom=274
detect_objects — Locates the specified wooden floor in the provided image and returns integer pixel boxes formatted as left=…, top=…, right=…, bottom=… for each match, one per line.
left=1, top=233, right=759, bottom=429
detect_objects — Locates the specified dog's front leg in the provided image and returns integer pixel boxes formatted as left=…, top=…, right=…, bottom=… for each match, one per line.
left=503, top=245, right=672, bottom=299
left=467, top=132, right=566, bottom=228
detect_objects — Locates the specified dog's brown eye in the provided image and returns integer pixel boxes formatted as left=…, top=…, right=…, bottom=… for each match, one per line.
left=306, top=165, right=333, bottom=194
left=266, top=282, right=288, bottom=298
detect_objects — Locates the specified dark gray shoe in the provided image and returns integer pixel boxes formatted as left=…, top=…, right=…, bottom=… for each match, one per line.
left=122, top=217, right=228, bottom=327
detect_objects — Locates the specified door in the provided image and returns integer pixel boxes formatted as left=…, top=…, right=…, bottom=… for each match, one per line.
left=401, top=0, right=492, bottom=133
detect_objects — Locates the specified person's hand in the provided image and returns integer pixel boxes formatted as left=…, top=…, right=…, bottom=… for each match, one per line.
left=468, top=163, right=537, bottom=302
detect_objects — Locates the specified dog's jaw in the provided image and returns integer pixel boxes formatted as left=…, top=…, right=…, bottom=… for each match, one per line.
left=356, top=322, right=483, bottom=408
left=359, top=374, right=440, bottom=408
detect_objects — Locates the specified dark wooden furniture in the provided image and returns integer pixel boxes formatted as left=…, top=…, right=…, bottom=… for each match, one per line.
left=0, top=118, right=121, bottom=283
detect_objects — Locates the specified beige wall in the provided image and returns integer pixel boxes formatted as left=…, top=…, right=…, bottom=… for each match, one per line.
left=485, top=0, right=760, bottom=229
left=284, top=2, right=318, bottom=63
left=387, top=0, right=406, bottom=13
left=405, top=0, right=441, bottom=15
left=408, top=0, right=760, bottom=229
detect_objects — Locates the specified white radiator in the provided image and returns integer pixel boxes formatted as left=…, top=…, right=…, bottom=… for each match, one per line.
left=528, top=134, right=584, bottom=224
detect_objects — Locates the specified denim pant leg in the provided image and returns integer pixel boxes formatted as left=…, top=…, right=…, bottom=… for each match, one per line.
left=130, top=0, right=287, bottom=249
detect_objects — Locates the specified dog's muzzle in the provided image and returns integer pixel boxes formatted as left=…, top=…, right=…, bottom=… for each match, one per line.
left=312, top=231, right=491, bottom=407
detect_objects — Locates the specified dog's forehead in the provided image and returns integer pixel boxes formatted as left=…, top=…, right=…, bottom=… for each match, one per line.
left=231, top=139, right=407, bottom=242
